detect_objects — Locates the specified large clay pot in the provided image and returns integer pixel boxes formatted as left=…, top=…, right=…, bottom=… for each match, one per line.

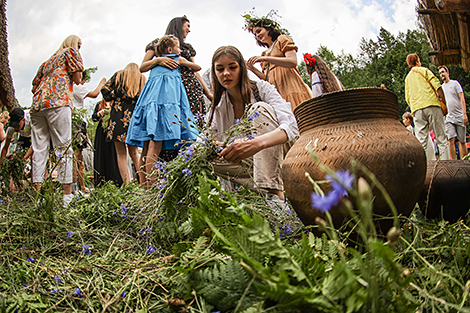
left=282, top=88, right=426, bottom=229
left=419, top=160, right=470, bottom=223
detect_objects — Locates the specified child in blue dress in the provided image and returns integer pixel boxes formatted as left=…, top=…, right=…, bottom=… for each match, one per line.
left=126, top=35, right=200, bottom=187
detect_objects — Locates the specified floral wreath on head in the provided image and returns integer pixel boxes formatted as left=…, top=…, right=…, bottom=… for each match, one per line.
left=304, top=53, right=316, bottom=66
left=242, top=9, right=290, bottom=36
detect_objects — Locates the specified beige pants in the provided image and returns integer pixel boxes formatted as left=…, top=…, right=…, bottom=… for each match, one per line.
left=212, top=102, right=285, bottom=192
left=414, top=106, right=450, bottom=160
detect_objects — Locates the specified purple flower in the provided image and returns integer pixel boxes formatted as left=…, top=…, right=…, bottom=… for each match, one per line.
left=82, top=245, right=91, bottom=256
left=122, top=291, right=127, bottom=298
left=0, top=200, right=4, bottom=205
left=155, top=161, right=167, bottom=170
left=67, top=231, right=74, bottom=238
left=74, top=287, right=83, bottom=297
left=54, top=276, right=62, bottom=284
left=311, top=190, right=343, bottom=213
left=246, top=135, right=255, bottom=140
left=248, top=111, right=260, bottom=121
left=158, top=216, right=165, bottom=221
left=311, top=169, right=354, bottom=213
left=326, top=169, right=353, bottom=197
left=216, top=146, right=223, bottom=153
left=26, top=257, right=34, bottom=263
left=182, top=168, right=192, bottom=176
left=236, top=118, right=241, bottom=123
left=146, top=246, right=156, bottom=254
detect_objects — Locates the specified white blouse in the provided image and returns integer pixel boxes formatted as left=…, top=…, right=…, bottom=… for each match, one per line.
left=208, top=80, right=299, bottom=142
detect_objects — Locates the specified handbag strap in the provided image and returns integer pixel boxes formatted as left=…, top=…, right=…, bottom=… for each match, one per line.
left=411, top=68, right=441, bottom=101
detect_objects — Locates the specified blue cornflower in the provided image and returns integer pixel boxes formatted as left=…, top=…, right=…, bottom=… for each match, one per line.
left=26, top=257, right=34, bottom=263
left=311, top=169, right=354, bottom=213
left=74, top=287, right=83, bottom=297
left=54, top=276, right=62, bottom=284
left=311, top=190, right=343, bottom=213
left=182, top=168, right=192, bottom=176
left=248, top=111, right=260, bottom=121
left=155, top=161, right=167, bottom=170
left=146, top=246, right=156, bottom=254
left=326, top=169, right=354, bottom=197
left=67, top=231, right=74, bottom=238
left=82, top=245, right=91, bottom=256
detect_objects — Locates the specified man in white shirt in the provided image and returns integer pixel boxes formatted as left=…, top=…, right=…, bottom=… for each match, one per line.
left=439, top=66, right=468, bottom=159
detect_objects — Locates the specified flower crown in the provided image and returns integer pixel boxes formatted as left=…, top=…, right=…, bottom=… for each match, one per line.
left=304, top=53, right=316, bottom=66
left=242, top=9, right=290, bottom=36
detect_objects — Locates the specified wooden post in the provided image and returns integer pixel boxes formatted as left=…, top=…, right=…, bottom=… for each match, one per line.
left=457, top=13, right=470, bottom=71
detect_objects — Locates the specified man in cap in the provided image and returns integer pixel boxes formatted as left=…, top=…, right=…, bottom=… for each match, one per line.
left=0, top=107, right=33, bottom=165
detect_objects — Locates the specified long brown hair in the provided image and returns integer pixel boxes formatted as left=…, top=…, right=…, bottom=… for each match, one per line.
left=209, top=46, right=255, bottom=126
left=306, top=55, right=343, bottom=94
left=115, top=63, right=146, bottom=98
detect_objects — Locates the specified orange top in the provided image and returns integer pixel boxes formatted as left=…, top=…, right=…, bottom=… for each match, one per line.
left=261, top=35, right=311, bottom=111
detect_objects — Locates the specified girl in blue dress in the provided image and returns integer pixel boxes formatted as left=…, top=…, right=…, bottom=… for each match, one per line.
left=126, top=35, right=200, bottom=187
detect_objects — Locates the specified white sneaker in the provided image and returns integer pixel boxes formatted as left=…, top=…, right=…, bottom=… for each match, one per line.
left=63, top=194, right=74, bottom=207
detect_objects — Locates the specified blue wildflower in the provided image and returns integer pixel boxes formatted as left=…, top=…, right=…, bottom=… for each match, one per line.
left=146, top=246, right=156, bottom=254
left=236, top=118, right=241, bottom=123
left=26, top=257, right=34, bottom=263
left=22, top=282, right=28, bottom=287
left=54, top=276, right=62, bottom=284
left=247, top=134, right=255, bottom=140
left=51, top=288, right=63, bottom=293
left=158, top=216, right=165, bottom=221
left=74, top=287, right=83, bottom=297
left=311, top=190, right=343, bottom=213
left=122, top=291, right=127, bottom=298
left=311, top=169, right=354, bottom=213
left=182, top=168, right=192, bottom=176
left=0, top=200, right=4, bottom=205
left=216, top=146, right=223, bottom=153
left=155, top=161, right=167, bottom=170
left=326, top=169, right=354, bottom=197
left=248, top=111, right=260, bottom=121
left=82, top=245, right=91, bottom=256
left=67, top=231, right=73, bottom=238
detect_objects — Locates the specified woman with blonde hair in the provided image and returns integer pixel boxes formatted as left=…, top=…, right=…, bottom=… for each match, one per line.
left=31, top=34, right=84, bottom=207
left=303, top=53, right=344, bottom=97
left=101, top=63, right=146, bottom=184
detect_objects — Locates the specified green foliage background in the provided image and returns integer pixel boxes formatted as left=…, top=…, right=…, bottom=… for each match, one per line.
left=299, top=27, right=470, bottom=123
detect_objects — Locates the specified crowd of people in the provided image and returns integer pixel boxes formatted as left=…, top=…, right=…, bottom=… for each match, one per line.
left=0, top=13, right=467, bottom=207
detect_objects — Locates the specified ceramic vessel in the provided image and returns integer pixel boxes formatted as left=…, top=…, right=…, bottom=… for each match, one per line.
left=282, top=88, right=427, bottom=229
left=419, top=160, right=470, bottom=222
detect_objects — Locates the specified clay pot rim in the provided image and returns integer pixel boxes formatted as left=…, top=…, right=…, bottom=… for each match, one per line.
left=294, top=87, right=397, bottom=116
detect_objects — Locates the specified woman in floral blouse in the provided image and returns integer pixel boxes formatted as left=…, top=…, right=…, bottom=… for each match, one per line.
left=101, top=63, right=146, bottom=185
left=31, top=34, right=84, bottom=207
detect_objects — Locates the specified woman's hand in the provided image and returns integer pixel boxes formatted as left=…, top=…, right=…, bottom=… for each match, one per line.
left=247, top=56, right=265, bottom=66
left=219, top=138, right=263, bottom=163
